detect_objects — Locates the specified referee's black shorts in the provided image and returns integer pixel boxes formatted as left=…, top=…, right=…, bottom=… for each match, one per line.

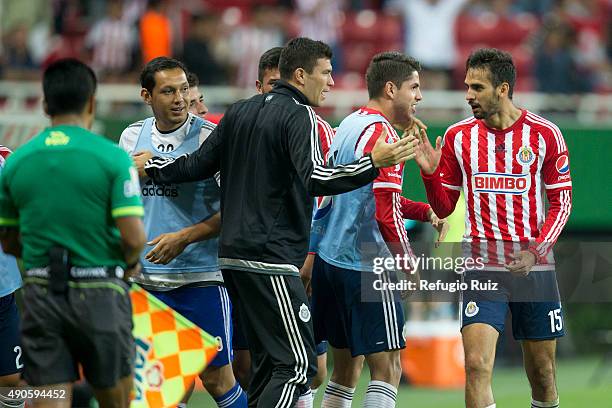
left=21, top=279, right=134, bottom=389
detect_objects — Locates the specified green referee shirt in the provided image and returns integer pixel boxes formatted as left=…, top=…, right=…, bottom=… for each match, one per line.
left=0, top=125, right=144, bottom=270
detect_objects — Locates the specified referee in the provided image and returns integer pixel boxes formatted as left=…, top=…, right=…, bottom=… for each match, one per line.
left=141, top=37, right=417, bottom=408
left=0, top=59, right=146, bottom=408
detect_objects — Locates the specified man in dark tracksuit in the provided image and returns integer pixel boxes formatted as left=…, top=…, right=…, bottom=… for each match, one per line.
left=142, top=38, right=416, bottom=407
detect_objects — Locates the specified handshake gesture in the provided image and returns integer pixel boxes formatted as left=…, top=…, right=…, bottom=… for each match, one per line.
left=367, top=117, right=443, bottom=174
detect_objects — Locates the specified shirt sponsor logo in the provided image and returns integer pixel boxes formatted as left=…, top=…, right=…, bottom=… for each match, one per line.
left=557, top=174, right=571, bottom=181
left=472, top=172, right=531, bottom=195
left=142, top=180, right=178, bottom=197
left=556, top=155, right=569, bottom=174
left=45, top=131, right=70, bottom=146
left=313, top=196, right=332, bottom=221
left=516, top=145, right=536, bottom=166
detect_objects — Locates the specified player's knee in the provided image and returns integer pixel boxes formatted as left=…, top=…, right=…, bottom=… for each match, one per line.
left=528, top=363, right=556, bottom=392
left=464, top=351, right=494, bottom=379
left=368, top=353, right=402, bottom=384
left=330, top=358, right=363, bottom=387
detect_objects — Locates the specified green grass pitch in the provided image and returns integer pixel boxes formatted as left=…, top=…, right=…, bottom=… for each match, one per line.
left=189, top=357, right=611, bottom=407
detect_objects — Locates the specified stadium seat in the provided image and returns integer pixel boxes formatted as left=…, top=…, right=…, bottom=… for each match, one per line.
left=455, top=12, right=539, bottom=48
left=342, top=10, right=380, bottom=43
left=343, top=43, right=377, bottom=74
left=378, top=14, right=403, bottom=42
left=334, top=72, right=366, bottom=89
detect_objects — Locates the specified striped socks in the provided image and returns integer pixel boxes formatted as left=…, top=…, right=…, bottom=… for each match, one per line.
left=213, top=382, right=247, bottom=408
left=363, top=380, right=397, bottom=408
left=296, top=389, right=313, bottom=408
left=322, top=381, right=355, bottom=408
left=532, top=398, right=560, bottom=408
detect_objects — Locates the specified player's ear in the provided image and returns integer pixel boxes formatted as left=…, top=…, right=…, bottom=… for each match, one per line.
left=42, top=99, right=49, bottom=116
left=141, top=88, right=152, bottom=105
left=294, top=68, right=306, bottom=87
left=499, top=82, right=509, bottom=98
left=255, top=80, right=263, bottom=94
left=87, top=95, right=95, bottom=116
left=384, top=81, right=395, bottom=99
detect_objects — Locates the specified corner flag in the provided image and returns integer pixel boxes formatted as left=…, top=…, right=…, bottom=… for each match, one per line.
left=130, top=284, right=219, bottom=407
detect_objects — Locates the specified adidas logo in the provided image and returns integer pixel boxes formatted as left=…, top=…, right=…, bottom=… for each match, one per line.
left=494, top=144, right=506, bottom=153
left=142, top=180, right=179, bottom=197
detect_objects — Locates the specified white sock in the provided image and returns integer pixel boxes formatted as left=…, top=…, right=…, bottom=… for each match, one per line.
left=177, top=404, right=187, bottom=408
left=532, top=398, right=559, bottom=408
left=311, top=387, right=319, bottom=398
left=295, top=389, right=313, bottom=408
left=363, top=380, right=397, bottom=408
left=0, top=394, right=25, bottom=408
left=322, top=381, right=355, bottom=408
left=485, top=404, right=496, bottom=408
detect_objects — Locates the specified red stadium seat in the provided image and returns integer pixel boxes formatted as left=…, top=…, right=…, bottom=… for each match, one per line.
left=335, top=72, right=366, bottom=89
left=342, top=11, right=380, bottom=43
left=343, top=43, right=377, bottom=74
left=378, top=14, right=403, bottom=42
left=456, top=12, right=540, bottom=48
left=453, top=44, right=534, bottom=90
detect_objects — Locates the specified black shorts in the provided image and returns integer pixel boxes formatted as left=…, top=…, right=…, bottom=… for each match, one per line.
left=21, top=279, right=134, bottom=388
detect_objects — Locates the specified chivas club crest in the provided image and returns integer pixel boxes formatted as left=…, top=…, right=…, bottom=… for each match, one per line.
left=516, top=145, right=535, bottom=166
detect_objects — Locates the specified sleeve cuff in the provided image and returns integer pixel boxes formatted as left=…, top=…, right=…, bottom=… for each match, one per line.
left=0, top=217, right=19, bottom=227
left=112, top=206, right=144, bottom=218
left=527, top=245, right=544, bottom=263
left=420, top=167, right=440, bottom=180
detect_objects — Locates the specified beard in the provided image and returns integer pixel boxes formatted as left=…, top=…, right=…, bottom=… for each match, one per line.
left=472, top=94, right=501, bottom=120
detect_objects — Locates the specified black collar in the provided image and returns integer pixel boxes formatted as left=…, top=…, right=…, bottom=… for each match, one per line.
left=270, top=80, right=311, bottom=106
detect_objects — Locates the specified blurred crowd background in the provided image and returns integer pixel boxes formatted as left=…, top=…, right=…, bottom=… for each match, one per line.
left=1, top=0, right=610, bottom=94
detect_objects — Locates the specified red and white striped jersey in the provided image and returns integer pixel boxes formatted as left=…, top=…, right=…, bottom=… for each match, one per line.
left=356, top=108, right=431, bottom=260
left=316, top=114, right=335, bottom=162
left=0, top=145, right=11, bottom=166
left=424, top=110, right=572, bottom=269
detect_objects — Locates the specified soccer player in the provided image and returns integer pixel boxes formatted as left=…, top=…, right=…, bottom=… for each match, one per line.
left=230, top=46, right=284, bottom=389
left=140, top=37, right=416, bottom=408
left=119, top=57, right=246, bottom=408
left=187, top=71, right=209, bottom=119
left=0, top=59, right=146, bottom=408
left=311, top=52, right=443, bottom=408
left=255, top=46, right=282, bottom=94
left=0, top=145, right=24, bottom=408
left=414, top=48, right=572, bottom=408
left=244, top=47, right=334, bottom=398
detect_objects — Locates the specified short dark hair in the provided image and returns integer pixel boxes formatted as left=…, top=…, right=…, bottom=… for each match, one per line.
left=43, top=58, right=97, bottom=116
left=258, top=47, right=283, bottom=82
left=466, top=48, right=516, bottom=98
left=366, top=52, right=421, bottom=99
left=279, top=38, right=332, bottom=81
left=187, top=71, right=199, bottom=88
left=140, top=57, right=187, bottom=93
